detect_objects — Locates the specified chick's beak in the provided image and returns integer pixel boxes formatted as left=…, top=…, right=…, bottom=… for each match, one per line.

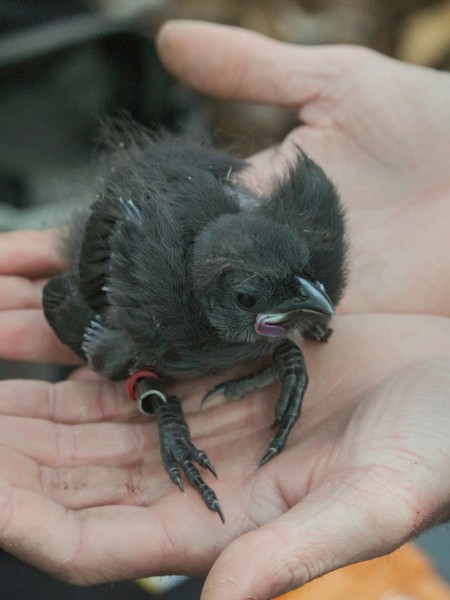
left=255, top=277, right=335, bottom=338
left=295, top=276, right=335, bottom=316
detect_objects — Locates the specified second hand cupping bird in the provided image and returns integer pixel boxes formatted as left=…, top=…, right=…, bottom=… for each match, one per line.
left=43, top=123, right=347, bottom=523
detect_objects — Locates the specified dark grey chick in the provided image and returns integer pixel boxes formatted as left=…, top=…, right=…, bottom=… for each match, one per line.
left=43, top=125, right=347, bottom=522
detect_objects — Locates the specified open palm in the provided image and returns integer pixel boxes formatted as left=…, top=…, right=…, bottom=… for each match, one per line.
left=0, top=290, right=449, bottom=593
left=157, top=21, right=450, bottom=317
left=0, top=20, right=449, bottom=600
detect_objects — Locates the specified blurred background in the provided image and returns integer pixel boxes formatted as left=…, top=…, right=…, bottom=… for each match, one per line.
left=0, top=0, right=449, bottom=598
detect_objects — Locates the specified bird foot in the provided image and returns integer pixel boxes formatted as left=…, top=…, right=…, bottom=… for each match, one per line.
left=303, top=322, right=333, bottom=343
left=149, top=393, right=224, bottom=523
left=259, top=339, right=308, bottom=465
left=202, top=364, right=276, bottom=409
left=201, top=341, right=308, bottom=471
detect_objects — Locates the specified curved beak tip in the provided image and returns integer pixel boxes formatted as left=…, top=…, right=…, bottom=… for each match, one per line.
left=297, top=276, right=335, bottom=316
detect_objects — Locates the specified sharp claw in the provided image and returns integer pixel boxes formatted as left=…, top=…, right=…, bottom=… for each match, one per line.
left=204, top=458, right=217, bottom=479
left=156, top=394, right=223, bottom=519
left=168, top=467, right=184, bottom=493
left=257, top=447, right=278, bottom=468
left=201, top=384, right=226, bottom=409
left=212, top=500, right=225, bottom=524
left=194, top=449, right=218, bottom=479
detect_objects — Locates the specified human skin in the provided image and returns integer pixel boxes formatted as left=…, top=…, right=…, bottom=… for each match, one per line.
left=156, top=21, right=450, bottom=319
left=0, top=20, right=449, bottom=600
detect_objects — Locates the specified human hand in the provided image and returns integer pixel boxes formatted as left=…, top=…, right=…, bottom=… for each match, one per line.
left=157, top=20, right=450, bottom=317
left=0, top=229, right=79, bottom=365
left=1, top=306, right=449, bottom=596
left=0, top=231, right=449, bottom=594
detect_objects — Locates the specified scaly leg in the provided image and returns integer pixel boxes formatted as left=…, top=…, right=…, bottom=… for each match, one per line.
left=136, top=379, right=224, bottom=522
left=202, top=339, right=308, bottom=467
left=259, top=339, right=308, bottom=465
left=202, top=364, right=276, bottom=407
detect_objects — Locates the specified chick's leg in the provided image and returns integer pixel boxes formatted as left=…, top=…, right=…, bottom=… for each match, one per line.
left=201, top=340, right=307, bottom=467
left=137, top=382, right=224, bottom=522
left=303, top=320, right=332, bottom=342
left=259, top=339, right=308, bottom=465
left=202, top=364, right=277, bottom=407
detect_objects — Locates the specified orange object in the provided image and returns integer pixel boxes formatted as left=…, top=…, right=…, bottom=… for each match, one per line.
left=276, top=543, right=450, bottom=600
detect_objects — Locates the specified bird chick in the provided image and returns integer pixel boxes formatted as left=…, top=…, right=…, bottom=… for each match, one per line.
left=43, top=125, right=347, bottom=522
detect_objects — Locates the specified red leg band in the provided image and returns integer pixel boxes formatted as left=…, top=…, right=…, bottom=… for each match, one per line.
left=126, top=370, right=159, bottom=401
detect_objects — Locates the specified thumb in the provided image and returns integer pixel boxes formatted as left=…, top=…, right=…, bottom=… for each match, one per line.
left=0, top=228, right=66, bottom=277
left=201, top=477, right=419, bottom=600
left=156, top=20, right=371, bottom=110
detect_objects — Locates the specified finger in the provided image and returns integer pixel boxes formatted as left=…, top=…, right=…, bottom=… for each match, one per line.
left=42, top=463, right=174, bottom=510
left=0, top=229, right=66, bottom=278
left=0, top=276, right=46, bottom=310
left=0, top=417, right=264, bottom=512
left=0, top=379, right=134, bottom=422
left=41, top=425, right=264, bottom=511
left=202, top=477, right=418, bottom=600
left=0, top=388, right=276, bottom=511
left=0, top=444, right=174, bottom=510
left=0, top=416, right=157, bottom=467
left=157, top=20, right=370, bottom=109
left=0, top=310, right=80, bottom=363
left=0, top=388, right=273, bottom=468
left=0, top=477, right=214, bottom=584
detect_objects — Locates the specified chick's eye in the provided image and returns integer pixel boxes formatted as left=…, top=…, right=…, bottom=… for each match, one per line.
left=236, top=292, right=256, bottom=309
